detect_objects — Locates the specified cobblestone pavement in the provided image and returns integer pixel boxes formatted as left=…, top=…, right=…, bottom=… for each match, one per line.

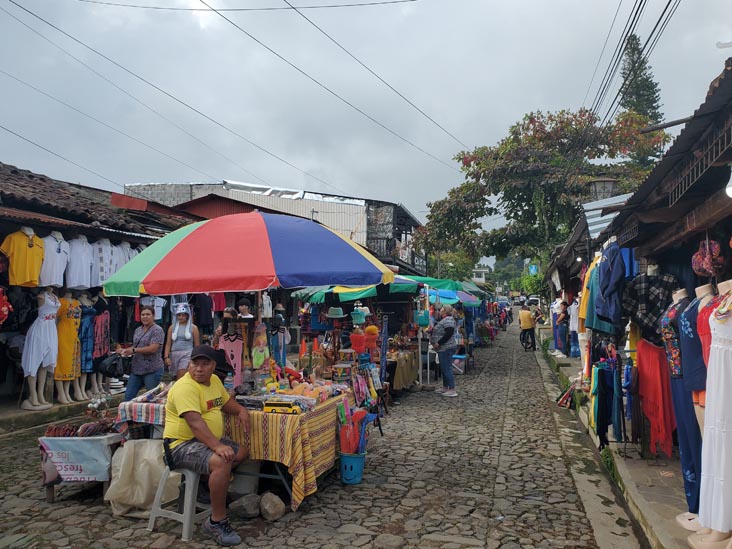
left=0, top=325, right=646, bottom=548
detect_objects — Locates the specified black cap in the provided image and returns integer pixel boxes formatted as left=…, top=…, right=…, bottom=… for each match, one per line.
left=190, top=345, right=218, bottom=362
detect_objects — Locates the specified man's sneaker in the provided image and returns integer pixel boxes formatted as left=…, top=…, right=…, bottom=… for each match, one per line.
left=441, top=390, right=458, bottom=397
left=434, top=387, right=448, bottom=393
left=202, top=517, right=241, bottom=547
left=555, top=353, right=568, bottom=359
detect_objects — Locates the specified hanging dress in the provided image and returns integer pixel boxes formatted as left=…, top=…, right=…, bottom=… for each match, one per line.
left=93, top=298, right=111, bottom=368
left=79, top=305, right=97, bottom=373
left=220, top=332, right=243, bottom=386
left=54, top=298, right=82, bottom=381
left=21, top=292, right=60, bottom=377
left=699, top=296, right=732, bottom=532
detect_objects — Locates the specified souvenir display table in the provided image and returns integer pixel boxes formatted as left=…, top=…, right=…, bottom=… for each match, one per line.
left=40, top=432, right=124, bottom=502
left=115, top=394, right=351, bottom=510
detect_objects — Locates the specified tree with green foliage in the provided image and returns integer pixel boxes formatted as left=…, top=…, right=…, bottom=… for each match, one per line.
left=414, top=108, right=666, bottom=261
left=620, top=33, right=663, bottom=124
left=429, top=250, right=478, bottom=281
left=619, top=33, right=665, bottom=166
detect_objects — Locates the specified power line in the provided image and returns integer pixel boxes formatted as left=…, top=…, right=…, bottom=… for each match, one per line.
left=0, top=4, right=269, bottom=185
left=0, top=121, right=122, bottom=188
left=281, top=0, right=468, bottom=149
left=70, top=0, right=419, bottom=11
left=0, top=67, right=221, bottom=181
left=5, top=0, right=353, bottom=193
left=581, top=0, right=623, bottom=107
left=196, top=0, right=459, bottom=172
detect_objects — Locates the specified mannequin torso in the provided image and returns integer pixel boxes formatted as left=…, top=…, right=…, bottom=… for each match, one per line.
left=696, top=284, right=715, bottom=311
left=717, top=279, right=732, bottom=296
left=673, top=288, right=689, bottom=304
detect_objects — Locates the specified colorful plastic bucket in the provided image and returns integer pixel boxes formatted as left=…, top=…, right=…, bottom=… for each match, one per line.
left=339, top=452, right=366, bottom=485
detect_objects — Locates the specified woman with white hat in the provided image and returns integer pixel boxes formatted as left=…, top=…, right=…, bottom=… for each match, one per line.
left=164, top=303, right=201, bottom=379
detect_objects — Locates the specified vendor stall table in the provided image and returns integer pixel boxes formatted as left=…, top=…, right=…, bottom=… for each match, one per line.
left=40, top=432, right=124, bottom=503
left=115, top=395, right=350, bottom=510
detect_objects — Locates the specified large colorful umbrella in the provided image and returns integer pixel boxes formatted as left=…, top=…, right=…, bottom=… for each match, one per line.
left=103, top=212, right=395, bottom=296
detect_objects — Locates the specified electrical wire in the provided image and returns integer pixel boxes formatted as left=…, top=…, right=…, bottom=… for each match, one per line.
left=0, top=4, right=269, bottom=185
left=0, top=67, right=222, bottom=181
left=70, top=0, right=420, bottom=11
left=281, top=0, right=468, bottom=149
left=195, top=0, right=459, bottom=172
left=0, top=121, right=123, bottom=188
left=581, top=0, right=623, bottom=107
left=5, top=0, right=353, bottom=193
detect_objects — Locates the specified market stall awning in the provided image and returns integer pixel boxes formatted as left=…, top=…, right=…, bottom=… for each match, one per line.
left=460, top=280, right=488, bottom=298
left=103, top=212, right=395, bottom=296
left=404, top=276, right=463, bottom=291
left=292, top=275, right=419, bottom=304
left=422, top=288, right=479, bottom=305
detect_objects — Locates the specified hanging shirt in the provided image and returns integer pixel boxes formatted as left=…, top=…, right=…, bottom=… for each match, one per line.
left=261, top=293, right=273, bottom=318
left=141, top=296, right=167, bottom=321
left=660, top=298, right=690, bottom=378
left=193, top=294, right=214, bottom=327
left=0, top=231, right=45, bottom=287
left=211, top=293, right=226, bottom=312
left=66, top=238, right=93, bottom=289
left=622, top=273, right=678, bottom=346
left=39, top=235, right=70, bottom=288
left=569, top=300, right=579, bottom=332
left=91, top=240, right=114, bottom=287
left=595, top=241, right=626, bottom=330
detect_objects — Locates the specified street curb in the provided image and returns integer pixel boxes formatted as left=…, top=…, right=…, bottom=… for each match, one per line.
left=542, top=350, right=683, bottom=549
left=0, top=393, right=125, bottom=435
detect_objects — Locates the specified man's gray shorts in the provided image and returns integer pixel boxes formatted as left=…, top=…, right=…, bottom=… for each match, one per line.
left=169, top=438, right=239, bottom=474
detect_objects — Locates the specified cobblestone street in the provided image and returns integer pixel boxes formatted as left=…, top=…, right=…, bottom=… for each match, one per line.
left=0, top=326, right=645, bottom=548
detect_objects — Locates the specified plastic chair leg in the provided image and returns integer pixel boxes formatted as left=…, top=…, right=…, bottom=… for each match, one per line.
left=181, top=470, right=201, bottom=542
left=147, top=466, right=170, bottom=532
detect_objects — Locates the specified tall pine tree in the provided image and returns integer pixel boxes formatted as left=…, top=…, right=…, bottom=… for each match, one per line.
left=619, top=33, right=664, bottom=166
left=619, top=33, right=663, bottom=123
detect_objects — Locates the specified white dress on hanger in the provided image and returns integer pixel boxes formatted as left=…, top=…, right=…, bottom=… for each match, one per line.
left=21, top=293, right=60, bottom=377
left=699, top=309, right=732, bottom=532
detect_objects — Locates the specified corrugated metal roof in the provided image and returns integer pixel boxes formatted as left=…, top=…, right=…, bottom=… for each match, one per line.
left=582, top=193, right=632, bottom=239
left=603, top=57, right=732, bottom=240
left=0, top=206, right=156, bottom=240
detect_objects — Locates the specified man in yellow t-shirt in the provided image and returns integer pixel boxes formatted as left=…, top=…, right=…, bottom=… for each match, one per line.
left=163, top=345, right=250, bottom=547
left=518, top=306, right=536, bottom=351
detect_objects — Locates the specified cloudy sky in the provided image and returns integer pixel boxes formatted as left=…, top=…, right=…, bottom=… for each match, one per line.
left=1, top=0, right=731, bottom=222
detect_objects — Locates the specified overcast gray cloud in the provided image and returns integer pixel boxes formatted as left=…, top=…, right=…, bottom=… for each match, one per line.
left=1, top=0, right=731, bottom=220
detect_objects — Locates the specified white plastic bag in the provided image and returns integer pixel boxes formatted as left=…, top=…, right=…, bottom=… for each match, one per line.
left=105, top=439, right=180, bottom=518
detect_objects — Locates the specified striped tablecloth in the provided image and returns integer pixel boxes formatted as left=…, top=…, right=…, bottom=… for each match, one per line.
left=115, top=394, right=350, bottom=510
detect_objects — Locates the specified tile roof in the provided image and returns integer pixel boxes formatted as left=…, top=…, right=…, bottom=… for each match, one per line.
left=0, top=162, right=191, bottom=236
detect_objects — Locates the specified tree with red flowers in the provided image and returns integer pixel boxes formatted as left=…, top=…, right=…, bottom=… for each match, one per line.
left=415, top=108, right=667, bottom=261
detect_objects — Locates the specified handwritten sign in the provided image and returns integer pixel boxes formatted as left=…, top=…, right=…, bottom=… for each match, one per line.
left=39, top=433, right=122, bottom=484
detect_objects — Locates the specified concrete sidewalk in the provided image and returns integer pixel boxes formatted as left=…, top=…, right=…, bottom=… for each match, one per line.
left=542, top=342, right=691, bottom=549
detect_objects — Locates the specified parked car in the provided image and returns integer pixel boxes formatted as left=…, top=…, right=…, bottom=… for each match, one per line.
left=512, top=296, right=523, bottom=306
left=527, top=295, right=540, bottom=307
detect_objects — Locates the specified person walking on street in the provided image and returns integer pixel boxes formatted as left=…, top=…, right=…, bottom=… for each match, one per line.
left=431, top=304, right=458, bottom=397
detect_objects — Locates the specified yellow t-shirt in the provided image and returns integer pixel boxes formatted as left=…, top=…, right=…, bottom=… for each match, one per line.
left=519, top=309, right=535, bottom=330
left=163, top=372, right=230, bottom=448
left=0, top=231, right=44, bottom=287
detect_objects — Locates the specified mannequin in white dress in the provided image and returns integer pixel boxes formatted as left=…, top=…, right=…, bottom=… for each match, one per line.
left=689, top=278, right=732, bottom=549
left=695, top=283, right=716, bottom=432
left=20, top=288, right=59, bottom=411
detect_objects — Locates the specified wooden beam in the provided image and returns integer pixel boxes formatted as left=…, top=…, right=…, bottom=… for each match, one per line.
left=636, top=187, right=732, bottom=257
